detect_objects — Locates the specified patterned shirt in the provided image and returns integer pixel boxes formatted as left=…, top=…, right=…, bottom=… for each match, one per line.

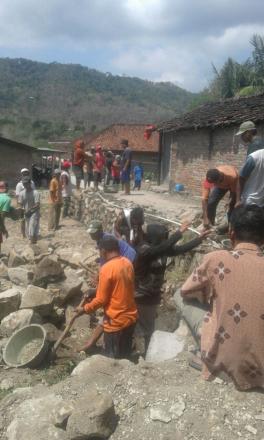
left=181, top=243, right=264, bottom=390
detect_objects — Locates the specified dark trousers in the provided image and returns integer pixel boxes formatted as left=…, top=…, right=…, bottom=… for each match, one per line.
left=104, top=324, right=135, bottom=359
left=207, top=188, right=235, bottom=225
left=62, top=197, right=71, bottom=218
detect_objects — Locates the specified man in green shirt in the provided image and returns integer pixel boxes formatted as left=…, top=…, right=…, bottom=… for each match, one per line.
left=0, top=181, right=11, bottom=254
left=235, top=121, right=264, bottom=156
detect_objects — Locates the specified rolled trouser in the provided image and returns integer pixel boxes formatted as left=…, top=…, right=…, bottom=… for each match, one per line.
left=174, top=288, right=209, bottom=345
left=207, top=187, right=228, bottom=225
left=104, top=323, right=136, bottom=359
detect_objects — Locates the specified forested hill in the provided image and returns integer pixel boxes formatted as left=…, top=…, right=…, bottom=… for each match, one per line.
left=0, top=58, right=195, bottom=146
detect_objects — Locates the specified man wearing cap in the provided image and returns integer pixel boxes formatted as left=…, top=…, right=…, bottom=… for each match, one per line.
left=48, top=169, right=62, bottom=231
left=87, top=220, right=136, bottom=264
left=15, top=169, right=36, bottom=238
left=75, top=235, right=138, bottom=359
left=235, top=121, right=264, bottom=156
left=18, top=177, right=40, bottom=244
left=201, top=166, right=238, bottom=229
left=120, top=139, right=132, bottom=195
left=236, top=146, right=264, bottom=209
left=15, top=168, right=36, bottom=197
left=0, top=182, right=11, bottom=254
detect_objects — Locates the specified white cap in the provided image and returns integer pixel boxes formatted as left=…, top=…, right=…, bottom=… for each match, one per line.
left=21, top=168, right=29, bottom=173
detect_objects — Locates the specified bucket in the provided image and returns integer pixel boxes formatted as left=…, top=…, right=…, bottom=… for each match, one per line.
left=175, top=183, right=184, bottom=192
left=3, top=324, right=49, bottom=368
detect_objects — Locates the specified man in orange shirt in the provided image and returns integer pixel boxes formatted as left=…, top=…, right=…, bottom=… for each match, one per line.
left=48, top=169, right=62, bottom=231
left=202, top=165, right=238, bottom=229
left=75, top=236, right=138, bottom=359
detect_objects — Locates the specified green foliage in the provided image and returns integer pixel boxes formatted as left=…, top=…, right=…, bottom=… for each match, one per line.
left=208, top=34, right=264, bottom=99
left=0, top=58, right=195, bottom=145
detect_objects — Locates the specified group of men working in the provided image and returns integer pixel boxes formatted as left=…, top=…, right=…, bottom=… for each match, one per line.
left=202, top=120, right=264, bottom=229
left=72, top=138, right=143, bottom=194
left=0, top=163, right=72, bottom=249
left=75, top=208, right=210, bottom=358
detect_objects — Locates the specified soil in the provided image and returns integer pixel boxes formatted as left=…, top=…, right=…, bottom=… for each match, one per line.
left=1, top=188, right=263, bottom=439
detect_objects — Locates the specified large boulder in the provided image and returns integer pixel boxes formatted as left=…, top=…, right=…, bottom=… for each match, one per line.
left=0, top=261, right=9, bottom=279
left=8, top=249, right=26, bottom=268
left=33, top=256, right=64, bottom=287
left=6, top=394, right=72, bottom=440
left=49, top=268, right=83, bottom=306
left=20, top=285, right=54, bottom=316
left=42, top=323, right=62, bottom=342
left=0, top=309, right=42, bottom=337
left=66, top=390, right=117, bottom=440
left=0, top=288, right=21, bottom=321
left=8, top=267, right=34, bottom=287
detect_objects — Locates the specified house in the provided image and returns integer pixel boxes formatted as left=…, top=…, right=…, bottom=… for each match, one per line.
left=86, top=124, right=160, bottom=178
left=0, top=137, right=37, bottom=187
left=0, top=136, right=67, bottom=188
left=157, top=94, right=264, bottom=194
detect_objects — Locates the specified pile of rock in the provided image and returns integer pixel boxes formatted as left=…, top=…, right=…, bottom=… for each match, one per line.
left=0, top=242, right=96, bottom=359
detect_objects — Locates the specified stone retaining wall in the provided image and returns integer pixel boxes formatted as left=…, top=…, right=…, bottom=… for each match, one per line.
left=69, top=190, right=209, bottom=287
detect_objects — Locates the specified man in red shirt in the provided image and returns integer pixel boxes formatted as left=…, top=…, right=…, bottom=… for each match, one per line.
left=73, top=139, right=86, bottom=190
left=75, top=235, right=138, bottom=359
left=93, top=145, right=105, bottom=191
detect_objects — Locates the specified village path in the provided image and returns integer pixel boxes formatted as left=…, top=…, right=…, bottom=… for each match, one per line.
left=102, top=187, right=202, bottom=227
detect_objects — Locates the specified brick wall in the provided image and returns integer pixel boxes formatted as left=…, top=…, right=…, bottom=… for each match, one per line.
left=0, top=143, right=33, bottom=188
left=168, top=123, right=264, bottom=195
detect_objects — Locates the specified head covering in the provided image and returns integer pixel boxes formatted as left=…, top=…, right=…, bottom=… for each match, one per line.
left=87, top=220, right=103, bottom=234
left=235, top=121, right=256, bottom=136
left=96, top=145, right=102, bottom=152
left=53, top=169, right=61, bottom=176
left=62, top=160, right=71, bottom=169
left=0, top=181, right=7, bottom=193
left=22, top=176, right=31, bottom=185
left=120, top=139, right=128, bottom=147
left=74, top=139, right=85, bottom=149
left=21, top=168, right=29, bottom=174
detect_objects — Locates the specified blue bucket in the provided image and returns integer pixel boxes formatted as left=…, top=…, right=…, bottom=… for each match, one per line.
left=175, top=183, right=184, bottom=192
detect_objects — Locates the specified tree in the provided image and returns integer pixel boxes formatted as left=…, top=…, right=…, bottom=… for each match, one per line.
left=250, top=34, right=264, bottom=89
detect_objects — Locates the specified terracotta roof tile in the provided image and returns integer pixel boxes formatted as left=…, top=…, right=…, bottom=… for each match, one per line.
left=86, top=124, right=159, bottom=152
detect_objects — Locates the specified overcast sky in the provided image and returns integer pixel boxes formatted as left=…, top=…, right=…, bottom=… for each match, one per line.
left=0, top=0, right=264, bottom=92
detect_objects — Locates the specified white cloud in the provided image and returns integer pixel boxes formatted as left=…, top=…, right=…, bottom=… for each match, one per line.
left=0, top=0, right=263, bottom=90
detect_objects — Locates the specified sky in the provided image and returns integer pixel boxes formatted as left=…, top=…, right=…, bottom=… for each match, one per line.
left=0, top=0, right=264, bottom=92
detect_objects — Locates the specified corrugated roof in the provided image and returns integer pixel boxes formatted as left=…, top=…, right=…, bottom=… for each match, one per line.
left=86, top=124, right=159, bottom=152
left=157, top=93, right=264, bottom=132
left=0, top=136, right=36, bottom=150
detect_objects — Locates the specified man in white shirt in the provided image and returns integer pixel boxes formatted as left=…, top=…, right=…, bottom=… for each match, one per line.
left=18, top=177, right=40, bottom=244
left=60, top=163, right=72, bottom=218
left=236, top=148, right=264, bottom=208
left=15, top=168, right=36, bottom=238
left=15, top=168, right=35, bottom=197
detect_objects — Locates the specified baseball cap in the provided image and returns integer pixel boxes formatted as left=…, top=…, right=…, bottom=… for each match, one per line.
left=235, top=121, right=256, bottom=136
left=0, top=181, right=7, bottom=193
left=87, top=220, right=103, bottom=234
left=54, top=169, right=61, bottom=175
left=21, top=168, right=29, bottom=174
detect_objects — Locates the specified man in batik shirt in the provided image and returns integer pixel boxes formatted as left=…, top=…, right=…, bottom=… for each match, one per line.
left=178, top=205, right=264, bottom=391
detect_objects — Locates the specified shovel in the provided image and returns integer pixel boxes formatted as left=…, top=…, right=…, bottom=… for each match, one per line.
left=50, top=294, right=89, bottom=359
